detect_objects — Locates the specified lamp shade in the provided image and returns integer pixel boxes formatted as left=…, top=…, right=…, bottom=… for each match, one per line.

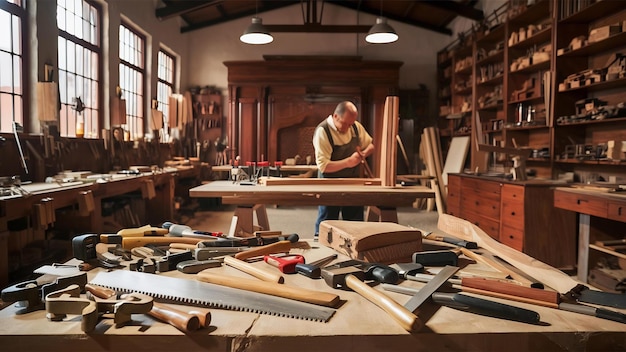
left=240, top=17, right=273, bottom=44
left=366, top=17, right=398, bottom=44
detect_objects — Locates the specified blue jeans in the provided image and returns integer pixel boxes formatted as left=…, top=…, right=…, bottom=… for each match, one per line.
left=314, top=205, right=365, bottom=235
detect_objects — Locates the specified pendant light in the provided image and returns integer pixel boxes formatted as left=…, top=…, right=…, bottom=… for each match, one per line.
left=240, top=0, right=273, bottom=45
left=240, top=17, right=273, bottom=44
left=366, top=1, right=398, bottom=44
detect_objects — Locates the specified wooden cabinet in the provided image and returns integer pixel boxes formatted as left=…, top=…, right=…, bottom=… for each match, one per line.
left=436, top=0, right=626, bottom=182
left=448, top=173, right=576, bottom=268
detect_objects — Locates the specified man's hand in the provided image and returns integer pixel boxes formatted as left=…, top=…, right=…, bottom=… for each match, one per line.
left=346, top=152, right=363, bottom=168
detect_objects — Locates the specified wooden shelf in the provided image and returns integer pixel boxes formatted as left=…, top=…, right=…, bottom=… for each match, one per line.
left=589, top=243, right=626, bottom=261
left=508, top=0, right=551, bottom=25
left=477, top=24, right=505, bottom=44
left=509, top=94, right=545, bottom=105
left=510, top=59, right=550, bottom=74
left=559, top=0, right=626, bottom=23
left=509, top=27, right=552, bottom=50
left=558, top=76, right=626, bottom=93
left=477, top=102, right=503, bottom=111
left=506, top=124, right=549, bottom=132
left=476, top=50, right=504, bottom=66
left=558, top=32, right=626, bottom=58
left=556, top=116, right=626, bottom=127
left=477, top=74, right=503, bottom=87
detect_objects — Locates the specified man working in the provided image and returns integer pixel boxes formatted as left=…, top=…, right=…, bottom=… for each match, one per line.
left=312, top=101, right=375, bottom=239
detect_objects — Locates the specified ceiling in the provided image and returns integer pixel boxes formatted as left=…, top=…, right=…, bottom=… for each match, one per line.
left=156, top=0, right=483, bottom=36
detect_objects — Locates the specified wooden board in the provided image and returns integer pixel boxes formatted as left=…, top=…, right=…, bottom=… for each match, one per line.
left=442, top=136, right=470, bottom=186
left=258, top=177, right=381, bottom=186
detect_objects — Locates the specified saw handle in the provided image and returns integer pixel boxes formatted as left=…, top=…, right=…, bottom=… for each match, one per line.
left=149, top=302, right=201, bottom=333
left=234, top=240, right=292, bottom=261
left=345, top=274, right=422, bottom=332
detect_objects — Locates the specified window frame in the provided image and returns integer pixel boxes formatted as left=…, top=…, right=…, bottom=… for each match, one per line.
left=118, top=22, right=147, bottom=140
left=156, top=48, right=176, bottom=141
left=0, top=0, right=28, bottom=134
left=57, top=0, right=102, bottom=138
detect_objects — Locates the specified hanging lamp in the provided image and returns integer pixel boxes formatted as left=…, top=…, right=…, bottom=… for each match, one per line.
left=240, top=16, right=273, bottom=44
left=366, top=17, right=398, bottom=44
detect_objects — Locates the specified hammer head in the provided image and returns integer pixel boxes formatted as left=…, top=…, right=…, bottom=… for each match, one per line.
left=321, top=266, right=366, bottom=289
left=391, top=263, right=424, bottom=278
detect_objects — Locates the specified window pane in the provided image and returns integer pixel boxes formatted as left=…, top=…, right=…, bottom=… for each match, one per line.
left=0, top=11, right=10, bottom=51
left=0, top=52, right=11, bottom=93
left=12, top=14, right=21, bottom=55
left=58, top=37, right=66, bottom=70
left=13, top=55, right=21, bottom=95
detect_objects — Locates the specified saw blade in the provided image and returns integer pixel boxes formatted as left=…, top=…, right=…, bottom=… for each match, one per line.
left=90, top=270, right=335, bottom=322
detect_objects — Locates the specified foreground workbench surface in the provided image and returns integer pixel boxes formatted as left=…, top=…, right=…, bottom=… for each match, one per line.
left=1, top=242, right=625, bottom=352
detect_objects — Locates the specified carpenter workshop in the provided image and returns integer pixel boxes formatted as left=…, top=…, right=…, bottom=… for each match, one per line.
left=1, top=0, right=626, bottom=351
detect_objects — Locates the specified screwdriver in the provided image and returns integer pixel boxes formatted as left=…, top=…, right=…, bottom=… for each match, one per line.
left=295, top=254, right=338, bottom=278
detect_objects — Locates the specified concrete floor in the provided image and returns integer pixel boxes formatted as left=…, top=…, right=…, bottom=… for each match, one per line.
left=185, top=204, right=440, bottom=240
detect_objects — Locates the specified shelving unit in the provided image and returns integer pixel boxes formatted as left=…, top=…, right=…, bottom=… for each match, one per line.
left=436, top=0, right=626, bottom=181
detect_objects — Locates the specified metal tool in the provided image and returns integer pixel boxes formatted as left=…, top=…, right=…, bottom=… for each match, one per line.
left=89, top=270, right=336, bottom=322
left=294, top=254, right=338, bottom=278
left=412, top=250, right=459, bottom=267
left=403, top=266, right=459, bottom=313
left=45, top=284, right=153, bottom=332
left=382, top=284, right=541, bottom=325
left=325, top=259, right=400, bottom=284
left=321, top=265, right=421, bottom=331
left=176, top=259, right=222, bottom=274
left=1, top=273, right=88, bottom=311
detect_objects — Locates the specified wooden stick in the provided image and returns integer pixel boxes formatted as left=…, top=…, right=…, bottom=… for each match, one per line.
left=197, top=272, right=340, bottom=308
left=459, top=247, right=536, bottom=287
left=224, top=256, right=284, bottom=283
left=149, top=302, right=200, bottom=333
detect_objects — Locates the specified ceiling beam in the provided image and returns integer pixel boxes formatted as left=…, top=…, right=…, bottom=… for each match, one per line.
left=265, top=24, right=371, bottom=33
left=181, top=2, right=296, bottom=33
left=156, top=0, right=224, bottom=21
left=422, top=1, right=484, bottom=21
left=325, top=0, right=452, bottom=36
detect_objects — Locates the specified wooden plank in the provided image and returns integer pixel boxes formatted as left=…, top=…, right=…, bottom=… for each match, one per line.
left=438, top=213, right=581, bottom=294
left=258, top=177, right=381, bottom=186
left=442, top=136, right=470, bottom=186
left=380, top=96, right=399, bottom=187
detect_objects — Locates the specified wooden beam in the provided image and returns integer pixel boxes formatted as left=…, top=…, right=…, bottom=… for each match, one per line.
left=422, top=1, right=484, bottom=21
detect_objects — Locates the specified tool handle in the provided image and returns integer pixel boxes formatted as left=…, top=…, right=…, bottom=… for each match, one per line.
left=234, top=240, right=291, bottom=261
left=197, top=272, right=340, bottom=308
left=117, top=225, right=168, bottom=237
left=432, top=292, right=540, bottom=324
left=148, top=302, right=201, bottom=333
left=345, top=274, right=422, bottom=332
left=264, top=255, right=304, bottom=274
left=460, top=248, right=537, bottom=287
left=295, top=263, right=322, bottom=278
left=461, top=277, right=559, bottom=305
left=122, top=236, right=201, bottom=249
left=224, top=256, right=284, bottom=283
left=85, top=284, right=116, bottom=299
left=187, top=308, right=212, bottom=327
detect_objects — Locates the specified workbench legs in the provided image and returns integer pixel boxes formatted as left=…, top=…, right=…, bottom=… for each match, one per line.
left=234, top=205, right=270, bottom=235
left=365, top=206, right=399, bottom=223
left=577, top=213, right=591, bottom=283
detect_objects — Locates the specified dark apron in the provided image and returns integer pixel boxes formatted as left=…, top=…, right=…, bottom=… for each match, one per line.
left=319, top=121, right=360, bottom=178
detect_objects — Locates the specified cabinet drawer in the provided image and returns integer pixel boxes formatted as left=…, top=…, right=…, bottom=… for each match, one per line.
left=501, top=185, right=525, bottom=229
left=447, top=204, right=460, bottom=217
left=500, top=225, right=524, bottom=252
left=463, top=211, right=500, bottom=240
left=554, top=191, right=607, bottom=218
left=608, top=202, right=626, bottom=222
left=461, top=194, right=500, bottom=219
left=462, top=178, right=502, bottom=199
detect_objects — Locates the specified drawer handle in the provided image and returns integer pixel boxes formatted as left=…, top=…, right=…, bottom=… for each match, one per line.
left=511, top=211, right=516, bottom=216
left=619, top=207, right=623, bottom=216
left=509, top=235, right=514, bottom=239
left=576, top=199, right=588, bottom=205
left=475, top=201, right=479, bottom=206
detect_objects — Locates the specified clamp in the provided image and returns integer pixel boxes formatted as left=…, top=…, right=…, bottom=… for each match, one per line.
left=45, top=284, right=153, bottom=332
left=1, top=272, right=88, bottom=312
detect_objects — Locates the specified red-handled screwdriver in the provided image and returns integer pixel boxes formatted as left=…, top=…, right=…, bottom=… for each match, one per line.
left=263, top=254, right=305, bottom=274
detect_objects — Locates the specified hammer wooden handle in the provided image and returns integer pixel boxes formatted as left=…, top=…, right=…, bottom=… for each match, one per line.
left=234, top=240, right=292, bottom=261
left=148, top=302, right=201, bottom=333
left=224, top=256, right=284, bottom=283
left=122, top=236, right=202, bottom=249
left=197, top=272, right=340, bottom=308
left=345, top=274, right=422, bottom=332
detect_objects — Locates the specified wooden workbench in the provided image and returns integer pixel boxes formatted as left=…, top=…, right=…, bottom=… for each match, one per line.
left=189, top=180, right=435, bottom=234
left=1, top=241, right=624, bottom=351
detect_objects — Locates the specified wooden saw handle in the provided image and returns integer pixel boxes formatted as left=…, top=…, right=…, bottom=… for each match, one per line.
left=224, top=256, right=284, bottom=283
left=148, top=302, right=200, bottom=333
left=234, top=240, right=292, bottom=261
left=345, top=274, right=422, bottom=332
left=197, top=271, right=340, bottom=308
left=122, top=236, right=202, bottom=249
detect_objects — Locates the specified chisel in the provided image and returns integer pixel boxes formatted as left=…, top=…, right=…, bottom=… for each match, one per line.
left=294, top=254, right=338, bottom=278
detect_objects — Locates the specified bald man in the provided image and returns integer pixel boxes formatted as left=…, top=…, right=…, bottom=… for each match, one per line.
left=312, top=101, right=374, bottom=239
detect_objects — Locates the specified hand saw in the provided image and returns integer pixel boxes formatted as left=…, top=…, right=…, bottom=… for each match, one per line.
left=89, top=270, right=335, bottom=322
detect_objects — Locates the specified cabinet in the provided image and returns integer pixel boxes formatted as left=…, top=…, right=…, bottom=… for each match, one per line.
left=191, top=89, right=224, bottom=164
left=448, top=173, right=576, bottom=268
left=436, top=0, right=626, bottom=182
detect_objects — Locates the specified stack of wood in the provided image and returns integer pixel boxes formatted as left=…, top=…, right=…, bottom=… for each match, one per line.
left=379, top=96, right=399, bottom=187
